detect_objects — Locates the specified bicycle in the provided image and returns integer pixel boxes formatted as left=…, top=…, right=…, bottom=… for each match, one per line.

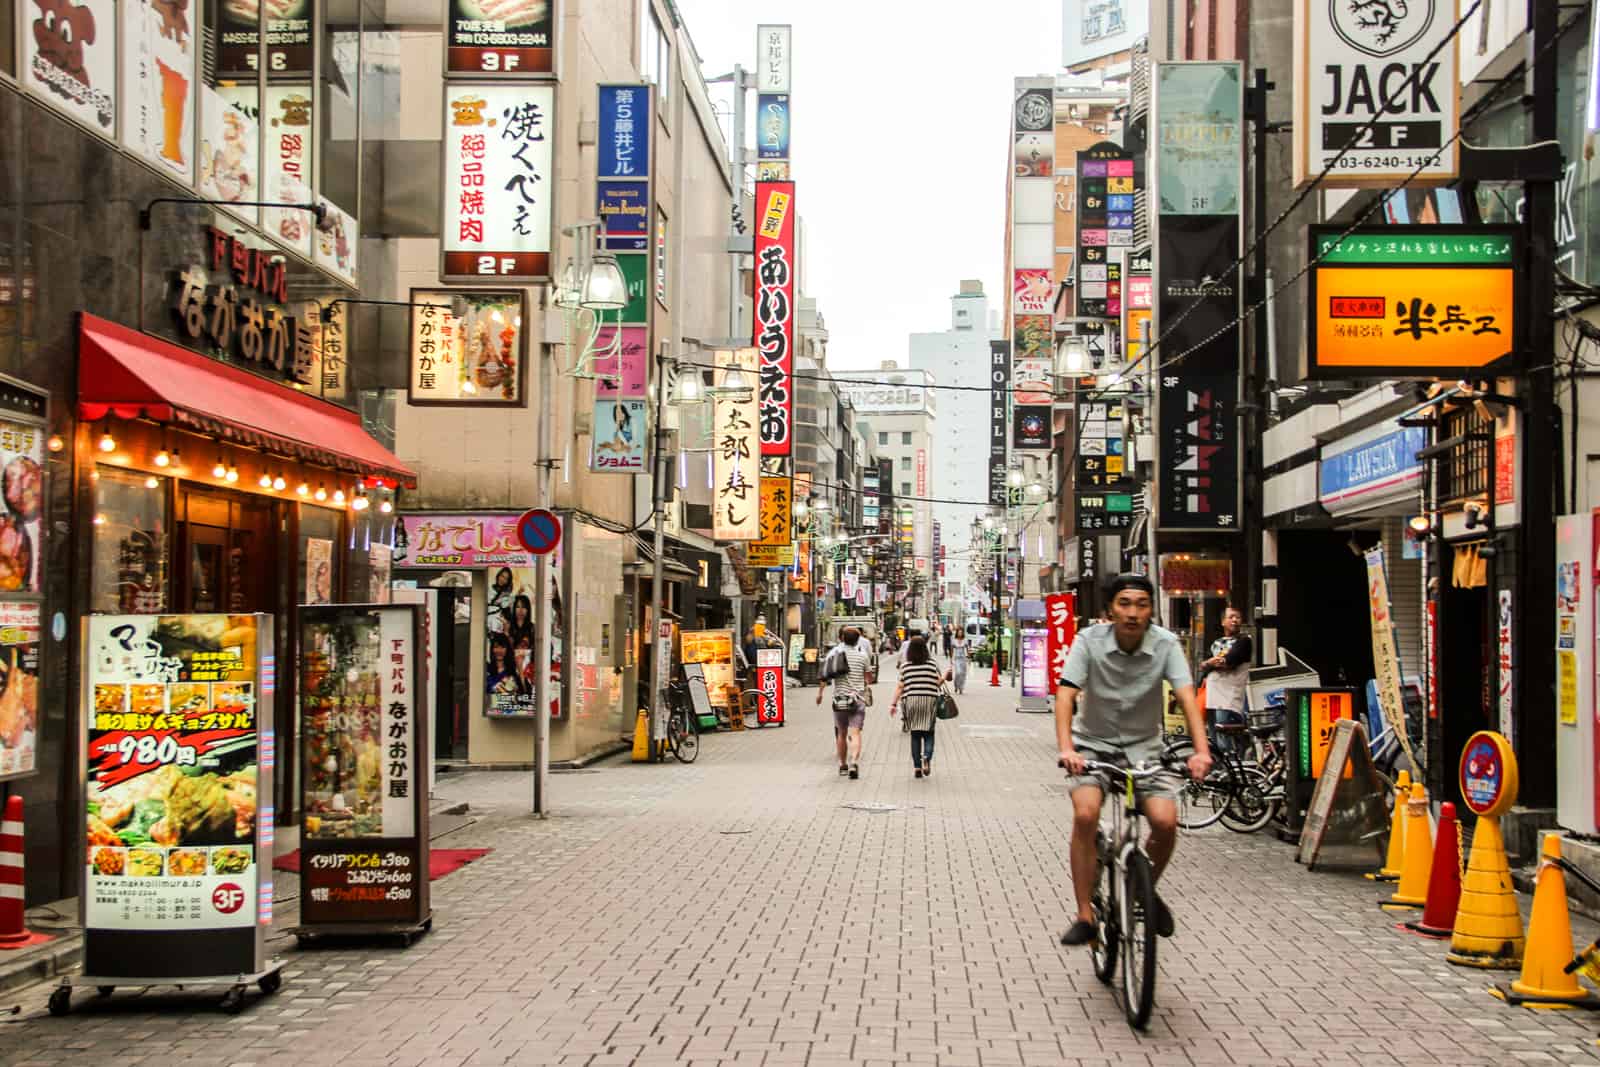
left=1068, top=759, right=1167, bottom=1029
left=660, top=680, right=700, bottom=763
left=1160, top=730, right=1235, bottom=831
left=1163, top=716, right=1283, bottom=834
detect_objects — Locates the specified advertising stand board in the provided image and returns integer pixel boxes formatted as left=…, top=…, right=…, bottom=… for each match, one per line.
left=1017, top=627, right=1051, bottom=713
left=754, top=648, right=785, bottom=726
left=293, top=605, right=431, bottom=943
left=1281, top=687, right=1360, bottom=834
left=0, top=378, right=47, bottom=785
left=680, top=629, right=736, bottom=729
left=61, top=613, right=280, bottom=1015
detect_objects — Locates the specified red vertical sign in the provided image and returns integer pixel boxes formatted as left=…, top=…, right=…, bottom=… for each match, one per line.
left=1045, top=593, right=1077, bottom=689
left=755, top=648, right=785, bottom=725
left=753, top=181, right=796, bottom=456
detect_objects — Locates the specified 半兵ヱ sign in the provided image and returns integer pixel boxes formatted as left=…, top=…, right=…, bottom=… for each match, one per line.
left=1307, top=226, right=1519, bottom=378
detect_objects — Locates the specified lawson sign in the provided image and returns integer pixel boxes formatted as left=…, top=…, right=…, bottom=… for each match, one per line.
left=1319, top=425, right=1426, bottom=513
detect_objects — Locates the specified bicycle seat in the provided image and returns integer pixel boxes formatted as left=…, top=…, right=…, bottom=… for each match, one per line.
left=1214, top=723, right=1249, bottom=735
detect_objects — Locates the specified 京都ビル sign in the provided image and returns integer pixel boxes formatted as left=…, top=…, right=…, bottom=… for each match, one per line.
left=1307, top=226, right=1520, bottom=378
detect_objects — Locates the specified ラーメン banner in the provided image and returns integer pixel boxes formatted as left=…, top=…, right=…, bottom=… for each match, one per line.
left=1306, top=226, right=1519, bottom=378
left=754, top=182, right=796, bottom=456
left=713, top=348, right=761, bottom=540
left=442, top=83, right=554, bottom=281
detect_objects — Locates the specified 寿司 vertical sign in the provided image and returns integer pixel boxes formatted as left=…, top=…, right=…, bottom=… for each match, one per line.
left=753, top=181, right=796, bottom=456
left=712, top=348, right=761, bottom=540
left=1045, top=593, right=1076, bottom=687
left=441, top=83, right=554, bottom=281
left=754, top=647, right=785, bottom=725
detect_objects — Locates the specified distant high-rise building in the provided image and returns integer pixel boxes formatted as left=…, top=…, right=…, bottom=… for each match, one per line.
left=910, top=281, right=1001, bottom=611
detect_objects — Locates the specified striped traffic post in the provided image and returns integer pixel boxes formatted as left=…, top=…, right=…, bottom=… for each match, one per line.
left=0, top=794, right=48, bottom=949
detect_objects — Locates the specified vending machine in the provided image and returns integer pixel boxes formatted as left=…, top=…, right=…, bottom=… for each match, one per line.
left=1554, top=515, right=1595, bottom=834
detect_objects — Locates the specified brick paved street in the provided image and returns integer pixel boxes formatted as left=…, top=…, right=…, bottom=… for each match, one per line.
left=5, top=673, right=1600, bottom=1066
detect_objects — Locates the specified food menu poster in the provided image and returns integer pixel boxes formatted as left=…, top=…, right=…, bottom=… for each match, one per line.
left=0, top=602, right=40, bottom=782
left=85, top=615, right=263, bottom=932
left=680, top=629, right=735, bottom=708
left=0, top=417, right=44, bottom=595
left=446, top=0, right=554, bottom=76
left=298, top=606, right=416, bottom=842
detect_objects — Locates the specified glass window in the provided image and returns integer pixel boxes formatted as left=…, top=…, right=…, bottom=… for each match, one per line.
left=877, top=432, right=887, bottom=446
left=640, top=5, right=669, bottom=106
left=901, top=482, right=911, bottom=496
left=900, top=456, right=911, bottom=470
left=320, top=0, right=360, bottom=220
left=901, top=432, right=912, bottom=445
left=347, top=508, right=397, bottom=603
left=298, top=504, right=342, bottom=605
left=92, top=468, right=170, bottom=614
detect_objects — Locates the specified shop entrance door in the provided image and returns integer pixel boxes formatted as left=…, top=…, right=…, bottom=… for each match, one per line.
left=177, top=489, right=281, bottom=616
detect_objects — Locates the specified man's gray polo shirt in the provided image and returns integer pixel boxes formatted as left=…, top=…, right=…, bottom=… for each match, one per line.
left=1058, top=622, right=1193, bottom=764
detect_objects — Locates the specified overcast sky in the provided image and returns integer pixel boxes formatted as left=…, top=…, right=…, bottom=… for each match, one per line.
left=673, top=1, right=1063, bottom=372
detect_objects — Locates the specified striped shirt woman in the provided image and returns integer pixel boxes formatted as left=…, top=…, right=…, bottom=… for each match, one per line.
left=890, top=636, right=950, bottom=778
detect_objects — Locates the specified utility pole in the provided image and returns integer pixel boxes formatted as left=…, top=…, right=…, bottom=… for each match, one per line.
left=532, top=306, right=555, bottom=815
left=1515, top=0, right=1557, bottom=806
left=647, top=344, right=672, bottom=759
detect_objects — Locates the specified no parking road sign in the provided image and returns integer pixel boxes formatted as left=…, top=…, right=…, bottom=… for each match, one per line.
left=516, top=509, right=562, bottom=556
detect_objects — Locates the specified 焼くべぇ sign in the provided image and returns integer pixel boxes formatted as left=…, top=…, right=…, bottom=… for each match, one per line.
left=442, top=83, right=554, bottom=281
left=1307, top=226, right=1519, bottom=378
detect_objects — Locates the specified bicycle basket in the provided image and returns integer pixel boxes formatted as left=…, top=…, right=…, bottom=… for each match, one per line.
left=1247, top=708, right=1285, bottom=731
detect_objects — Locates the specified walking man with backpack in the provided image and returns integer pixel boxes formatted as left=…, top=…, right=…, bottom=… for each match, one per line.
left=817, top=626, right=873, bottom=778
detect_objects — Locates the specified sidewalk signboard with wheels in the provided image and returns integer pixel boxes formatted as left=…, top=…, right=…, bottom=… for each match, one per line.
left=754, top=648, right=785, bottom=726
left=292, top=604, right=432, bottom=946
left=679, top=629, right=735, bottom=729
left=56, top=613, right=283, bottom=1016
left=1281, top=686, right=1360, bottom=833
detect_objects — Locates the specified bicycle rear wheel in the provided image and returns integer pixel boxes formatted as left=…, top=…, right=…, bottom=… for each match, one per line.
left=1119, top=850, right=1157, bottom=1030
left=1165, top=740, right=1232, bottom=830
left=670, top=712, right=699, bottom=763
left=1089, top=834, right=1118, bottom=984
left=1219, top=766, right=1278, bottom=833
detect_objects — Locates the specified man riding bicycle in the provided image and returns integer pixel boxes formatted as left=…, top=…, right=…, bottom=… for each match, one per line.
left=1056, top=574, right=1212, bottom=946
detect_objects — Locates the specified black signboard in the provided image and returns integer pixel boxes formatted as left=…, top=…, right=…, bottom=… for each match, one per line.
left=1076, top=491, right=1135, bottom=534
left=988, top=339, right=1010, bottom=506
left=215, top=0, right=315, bottom=77
left=1012, top=405, right=1050, bottom=449
left=446, top=0, right=555, bottom=76
left=1156, top=214, right=1241, bottom=530
left=296, top=605, right=431, bottom=937
left=1075, top=143, right=1139, bottom=320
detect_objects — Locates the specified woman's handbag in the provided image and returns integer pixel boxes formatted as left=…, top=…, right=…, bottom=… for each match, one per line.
left=935, top=685, right=959, bottom=720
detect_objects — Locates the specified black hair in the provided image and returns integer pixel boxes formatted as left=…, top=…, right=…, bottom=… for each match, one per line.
left=1105, top=573, right=1156, bottom=601
left=841, top=627, right=859, bottom=645
left=905, top=636, right=929, bottom=664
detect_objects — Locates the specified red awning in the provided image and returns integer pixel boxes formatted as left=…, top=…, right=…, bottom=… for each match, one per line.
left=78, top=314, right=416, bottom=488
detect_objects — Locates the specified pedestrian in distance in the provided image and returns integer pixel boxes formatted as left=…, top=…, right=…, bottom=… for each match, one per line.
left=942, top=627, right=953, bottom=659
left=1200, top=605, right=1252, bottom=753
left=817, top=625, right=873, bottom=779
left=949, top=630, right=970, bottom=694
left=889, top=636, right=950, bottom=778
left=1056, top=574, right=1212, bottom=947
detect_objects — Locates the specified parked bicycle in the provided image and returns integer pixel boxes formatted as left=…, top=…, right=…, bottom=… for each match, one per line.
left=1069, top=759, right=1167, bottom=1029
left=659, top=679, right=700, bottom=763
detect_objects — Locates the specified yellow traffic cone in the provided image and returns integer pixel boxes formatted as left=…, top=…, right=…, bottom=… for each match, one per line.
left=1383, top=783, right=1433, bottom=910
left=631, top=708, right=651, bottom=762
left=1447, top=814, right=1525, bottom=970
left=1367, top=770, right=1411, bottom=882
left=1493, top=836, right=1599, bottom=1008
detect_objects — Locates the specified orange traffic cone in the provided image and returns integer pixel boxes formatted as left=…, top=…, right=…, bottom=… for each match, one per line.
left=1447, top=813, right=1525, bottom=969
left=1383, top=783, right=1433, bottom=910
left=1492, top=836, right=1599, bottom=1008
left=1367, top=770, right=1410, bottom=882
left=1405, top=802, right=1461, bottom=938
left=0, top=795, right=50, bottom=950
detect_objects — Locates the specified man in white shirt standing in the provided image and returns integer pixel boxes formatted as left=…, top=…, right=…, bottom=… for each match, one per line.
left=817, top=626, right=873, bottom=779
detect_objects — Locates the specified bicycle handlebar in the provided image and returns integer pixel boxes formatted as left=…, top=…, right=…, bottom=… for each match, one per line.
left=1058, top=758, right=1168, bottom=780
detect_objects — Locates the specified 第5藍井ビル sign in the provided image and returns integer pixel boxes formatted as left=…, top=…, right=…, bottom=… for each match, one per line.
left=1307, top=226, right=1520, bottom=379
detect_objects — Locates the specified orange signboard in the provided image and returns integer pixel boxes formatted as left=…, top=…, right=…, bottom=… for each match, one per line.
left=1307, top=226, right=1519, bottom=379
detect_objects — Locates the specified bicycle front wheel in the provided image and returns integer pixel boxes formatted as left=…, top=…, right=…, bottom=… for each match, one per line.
left=1119, top=850, right=1157, bottom=1030
left=670, top=713, right=699, bottom=763
left=1089, top=840, right=1118, bottom=985
left=1165, top=740, right=1233, bottom=830
left=1219, top=766, right=1278, bottom=833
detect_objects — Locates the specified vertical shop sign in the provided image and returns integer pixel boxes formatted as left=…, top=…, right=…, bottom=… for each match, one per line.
left=756, top=24, right=792, bottom=92
left=26, top=0, right=116, bottom=133
left=216, top=0, right=313, bottom=75
left=442, top=83, right=554, bottom=281
left=84, top=614, right=273, bottom=978
left=1075, top=143, right=1138, bottom=318
left=753, top=182, right=796, bottom=456
left=1013, top=79, right=1055, bottom=454
left=988, top=339, right=1011, bottom=506
left=409, top=290, right=527, bottom=404
left=1153, top=63, right=1243, bottom=532
left=261, top=87, right=316, bottom=258
left=445, top=0, right=554, bottom=75
left=1293, top=0, right=1459, bottom=187
left=748, top=477, right=794, bottom=569
left=298, top=605, right=430, bottom=931
left=755, top=648, right=785, bottom=725
left=122, top=0, right=196, bottom=181
left=1044, top=592, right=1076, bottom=687
left=1496, top=589, right=1513, bottom=740
left=713, top=348, right=761, bottom=540
left=597, top=84, right=652, bottom=248
left=758, top=94, right=791, bottom=161
left=1364, top=546, right=1415, bottom=763
left=589, top=323, right=649, bottom=473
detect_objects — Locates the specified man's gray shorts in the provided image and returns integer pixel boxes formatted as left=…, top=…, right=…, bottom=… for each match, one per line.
left=1063, top=747, right=1184, bottom=803
left=832, top=699, right=865, bottom=732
